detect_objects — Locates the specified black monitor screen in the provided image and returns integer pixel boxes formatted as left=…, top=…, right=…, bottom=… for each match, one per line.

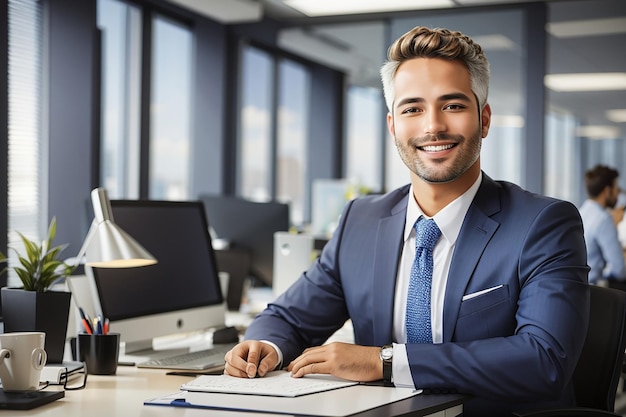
left=92, top=200, right=223, bottom=321
left=199, top=195, right=290, bottom=286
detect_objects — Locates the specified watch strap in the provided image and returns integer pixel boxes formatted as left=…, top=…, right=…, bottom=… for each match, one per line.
left=380, top=344, right=393, bottom=386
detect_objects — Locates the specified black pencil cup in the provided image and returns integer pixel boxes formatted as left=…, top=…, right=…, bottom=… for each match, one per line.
left=77, top=333, right=120, bottom=375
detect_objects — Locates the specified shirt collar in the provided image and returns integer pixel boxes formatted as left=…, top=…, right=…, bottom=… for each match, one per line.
left=404, top=172, right=483, bottom=246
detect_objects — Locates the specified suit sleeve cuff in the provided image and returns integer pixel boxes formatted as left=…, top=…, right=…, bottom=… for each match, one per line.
left=392, top=343, right=416, bottom=389
left=260, top=340, right=284, bottom=370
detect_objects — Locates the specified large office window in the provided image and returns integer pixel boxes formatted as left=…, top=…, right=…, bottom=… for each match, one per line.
left=276, top=60, right=309, bottom=225
left=7, top=0, right=43, bottom=287
left=98, top=1, right=193, bottom=200
left=239, top=45, right=274, bottom=201
left=149, top=15, right=193, bottom=200
left=97, top=0, right=142, bottom=199
left=345, top=86, right=384, bottom=193
left=239, top=45, right=311, bottom=224
left=545, top=112, right=581, bottom=202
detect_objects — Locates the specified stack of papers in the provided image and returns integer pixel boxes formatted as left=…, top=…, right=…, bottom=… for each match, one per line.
left=145, top=371, right=421, bottom=416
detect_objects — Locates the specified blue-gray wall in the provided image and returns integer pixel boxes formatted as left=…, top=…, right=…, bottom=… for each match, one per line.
left=47, top=0, right=98, bottom=256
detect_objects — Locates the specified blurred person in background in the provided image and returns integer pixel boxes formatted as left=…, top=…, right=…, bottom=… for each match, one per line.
left=579, top=164, right=626, bottom=284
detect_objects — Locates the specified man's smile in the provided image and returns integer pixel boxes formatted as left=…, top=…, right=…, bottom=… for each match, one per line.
left=418, top=143, right=457, bottom=152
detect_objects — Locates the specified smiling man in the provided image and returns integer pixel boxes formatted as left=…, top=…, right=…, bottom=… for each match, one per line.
left=224, top=26, right=590, bottom=416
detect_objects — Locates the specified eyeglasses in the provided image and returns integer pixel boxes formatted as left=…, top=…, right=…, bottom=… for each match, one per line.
left=60, top=362, right=88, bottom=391
left=39, top=361, right=88, bottom=391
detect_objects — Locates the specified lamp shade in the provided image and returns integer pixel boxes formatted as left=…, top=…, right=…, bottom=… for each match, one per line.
left=76, top=188, right=157, bottom=268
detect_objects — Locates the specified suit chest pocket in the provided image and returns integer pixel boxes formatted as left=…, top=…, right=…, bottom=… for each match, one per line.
left=454, top=285, right=515, bottom=341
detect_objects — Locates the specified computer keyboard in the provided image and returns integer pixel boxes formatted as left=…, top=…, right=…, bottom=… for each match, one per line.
left=136, top=343, right=235, bottom=371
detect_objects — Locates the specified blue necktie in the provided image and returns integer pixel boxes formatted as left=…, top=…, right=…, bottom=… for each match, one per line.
left=406, top=217, right=441, bottom=344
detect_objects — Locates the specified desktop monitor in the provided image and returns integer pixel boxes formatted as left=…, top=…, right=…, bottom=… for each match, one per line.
left=199, top=194, right=290, bottom=287
left=87, top=200, right=226, bottom=354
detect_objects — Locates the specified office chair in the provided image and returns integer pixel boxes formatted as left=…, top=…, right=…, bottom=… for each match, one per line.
left=513, top=285, right=626, bottom=417
left=606, top=280, right=626, bottom=395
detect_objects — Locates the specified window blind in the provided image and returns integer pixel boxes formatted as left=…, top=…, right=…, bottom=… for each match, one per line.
left=7, top=0, right=43, bottom=287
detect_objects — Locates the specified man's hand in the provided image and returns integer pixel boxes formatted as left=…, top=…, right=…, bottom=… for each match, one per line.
left=224, top=341, right=279, bottom=378
left=287, top=342, right=381, bottom=382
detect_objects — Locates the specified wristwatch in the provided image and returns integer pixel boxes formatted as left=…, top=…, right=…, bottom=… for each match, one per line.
left=380, top=344, right=393, bottom=386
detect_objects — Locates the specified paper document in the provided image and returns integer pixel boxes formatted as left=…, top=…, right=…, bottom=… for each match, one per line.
left=145, top=384, right=422, bottom=416
left=181, top=370, right=358, bottom=397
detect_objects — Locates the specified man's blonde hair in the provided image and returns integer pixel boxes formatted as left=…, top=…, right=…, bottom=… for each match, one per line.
left=380, top=26, right=490, bottom=112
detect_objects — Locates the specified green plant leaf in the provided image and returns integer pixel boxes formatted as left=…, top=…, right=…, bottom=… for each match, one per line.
left=18, top=255, right=38, bottom=277
left=43, top=244, right=67, bottom=263
left=18, top=232, right=41, bottom=266
left=46, top=217, right=57, bottom=250
left=0, top=251, right=7, bottom=277
left=5, top=216, right=74, bottom=292
left=14, top=267, right=35, bottom=291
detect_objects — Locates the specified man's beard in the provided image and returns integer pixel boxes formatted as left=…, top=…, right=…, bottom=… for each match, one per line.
left=394, top=128, right=482, bottom=184
left=606, top=195, right=617, bottom=209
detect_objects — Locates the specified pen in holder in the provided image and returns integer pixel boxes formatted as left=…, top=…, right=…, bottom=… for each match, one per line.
left=78, top=308, right=110, bottom=336
left=77, top=332, right=120, bottom=375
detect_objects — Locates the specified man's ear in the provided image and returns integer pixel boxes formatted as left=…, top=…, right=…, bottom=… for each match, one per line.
left=480, top=103, right=491, bottom=138
left=387, top=112, right=395, bottom=137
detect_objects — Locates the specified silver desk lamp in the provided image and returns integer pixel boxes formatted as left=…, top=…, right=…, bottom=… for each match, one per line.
left=75, top=188, right=157, bottom=268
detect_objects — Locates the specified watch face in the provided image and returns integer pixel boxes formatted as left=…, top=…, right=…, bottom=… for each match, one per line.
left=381, top=347, right=393, bottom=360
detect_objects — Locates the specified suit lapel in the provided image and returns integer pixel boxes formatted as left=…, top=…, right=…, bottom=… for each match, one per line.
left=442, top=175, right=501, bottom=342
left=372, top=191, right=408, bottom=346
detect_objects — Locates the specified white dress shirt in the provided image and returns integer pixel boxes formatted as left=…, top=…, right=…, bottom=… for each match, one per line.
left=391, top=174, right=482, bottom=388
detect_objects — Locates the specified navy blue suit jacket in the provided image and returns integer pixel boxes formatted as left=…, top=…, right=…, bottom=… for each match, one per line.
left=245, top=174, right=590, bottom=416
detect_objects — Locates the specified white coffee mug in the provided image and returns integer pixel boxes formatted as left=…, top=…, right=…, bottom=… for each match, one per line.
left=0, top=332, right=47, bottom=392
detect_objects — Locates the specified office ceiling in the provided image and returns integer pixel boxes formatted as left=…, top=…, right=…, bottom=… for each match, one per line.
left=167, top=0, right=626, bottom=139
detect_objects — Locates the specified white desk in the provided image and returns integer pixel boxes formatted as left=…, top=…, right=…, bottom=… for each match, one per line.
left=22, top=366, right=465, bottom=417
left=24, top=311, right=464, bottom=416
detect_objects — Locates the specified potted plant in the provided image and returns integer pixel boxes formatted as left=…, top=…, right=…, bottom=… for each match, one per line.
left=0, top=217, right=77, bottom=363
